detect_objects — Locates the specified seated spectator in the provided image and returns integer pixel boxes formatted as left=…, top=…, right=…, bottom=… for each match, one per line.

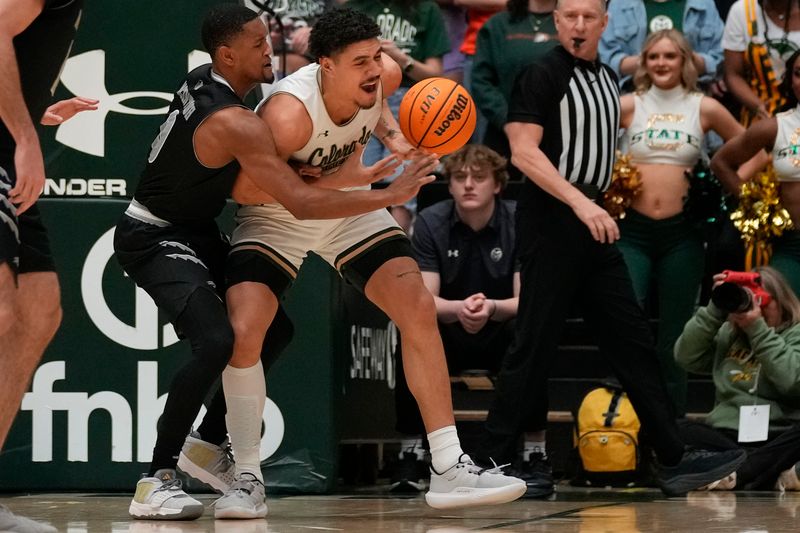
left=599, top=0, right=724, bottom=89
left=392, top=144, right=552, bottom=497
left=472, top=0, right=558, bottom=181
left=674, top=267, right=800, bottom=491
left=348, top=0, right=451, bottom=232
left=722, top=0, right=800, bottom=125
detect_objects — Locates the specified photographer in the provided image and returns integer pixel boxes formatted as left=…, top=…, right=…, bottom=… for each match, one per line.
left=674, top=267, right=800, bottom=491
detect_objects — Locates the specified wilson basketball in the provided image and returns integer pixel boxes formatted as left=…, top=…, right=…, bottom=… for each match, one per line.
left=398, top=77, right=476, bottom=155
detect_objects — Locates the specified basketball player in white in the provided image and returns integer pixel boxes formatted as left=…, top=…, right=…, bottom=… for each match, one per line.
left=207, top=6, right=525, bottom=518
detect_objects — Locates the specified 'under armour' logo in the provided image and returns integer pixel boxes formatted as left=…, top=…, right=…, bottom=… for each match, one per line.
left=55, top=49, right=210, bottom=157
left=447, top=249, right=459, bottom=258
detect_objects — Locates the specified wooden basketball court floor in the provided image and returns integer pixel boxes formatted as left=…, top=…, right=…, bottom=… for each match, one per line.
left=1, top=486, right=798, bottom=532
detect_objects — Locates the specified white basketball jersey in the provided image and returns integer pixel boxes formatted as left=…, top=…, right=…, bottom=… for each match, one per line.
left=259, top=63, right=383, bottom=180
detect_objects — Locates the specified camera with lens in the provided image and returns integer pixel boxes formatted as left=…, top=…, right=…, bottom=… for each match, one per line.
left=710, top=270, right=772, bottom=314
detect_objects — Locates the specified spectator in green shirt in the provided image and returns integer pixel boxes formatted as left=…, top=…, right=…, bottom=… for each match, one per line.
left=674, top=267, right=800, bottom=491
left=471, top=0, right=558, bottom=180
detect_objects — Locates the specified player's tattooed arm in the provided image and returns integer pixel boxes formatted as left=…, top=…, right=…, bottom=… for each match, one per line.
left=374, top=106, right=416, bottom=158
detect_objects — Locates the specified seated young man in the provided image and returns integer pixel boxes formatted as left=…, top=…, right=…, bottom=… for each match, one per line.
left=392, top=144, right=552, bottom=497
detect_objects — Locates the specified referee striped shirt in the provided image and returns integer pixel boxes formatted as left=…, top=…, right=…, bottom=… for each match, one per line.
left=508, top=46, right=620, bottom=201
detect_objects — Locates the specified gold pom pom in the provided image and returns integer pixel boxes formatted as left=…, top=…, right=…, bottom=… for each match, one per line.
left=602, top=152, right=642, bottom=220
left=731, top=166, right=795, bottom=268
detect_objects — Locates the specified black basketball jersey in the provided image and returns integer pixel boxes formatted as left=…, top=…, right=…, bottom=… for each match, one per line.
left=134, top=65, right=248, bottom=225
left=0, top=0, right=83, bottom=165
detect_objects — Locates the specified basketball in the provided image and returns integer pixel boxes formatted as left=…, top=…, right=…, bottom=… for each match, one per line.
left=398, top=77, right=477, bottom=156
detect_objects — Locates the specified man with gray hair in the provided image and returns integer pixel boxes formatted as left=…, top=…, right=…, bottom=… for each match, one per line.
left=479, top=0, right=748, bottom=497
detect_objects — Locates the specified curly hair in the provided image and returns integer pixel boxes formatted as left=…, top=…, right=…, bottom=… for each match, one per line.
left=779, top=50, right=800, bottom=111
left=444, top=144, right=509, bottom=189
left=201, top=4, right=259, bottom=58
left=633, top=29, right=698, bottom=93
left=308, top=7, right=381, bottom=61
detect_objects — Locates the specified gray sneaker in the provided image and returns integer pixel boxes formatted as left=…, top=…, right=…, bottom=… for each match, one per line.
left=0, top=505, right=56, bottom=533
left=425, top=454, right=526, bottom=510
left=214, top=473, right=268, bottom=519
left=128, top=469, right=204, bottom=520
left=177, top=431, right=235, bottom=493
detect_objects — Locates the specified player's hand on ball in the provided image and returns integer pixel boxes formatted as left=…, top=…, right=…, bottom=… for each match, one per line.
left=387, top=152, right=439, bottom=204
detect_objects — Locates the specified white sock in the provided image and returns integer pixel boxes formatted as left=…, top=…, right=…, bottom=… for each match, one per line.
left=523, top=440, right=547, bottom=461
left=223, top=361, right=265, bottom=483
left=399, top=438, right=425, bottom=460
left=428, top=425, right=464, bottom=473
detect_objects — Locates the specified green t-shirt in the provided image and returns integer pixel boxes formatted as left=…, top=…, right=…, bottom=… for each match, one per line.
left=472, top=11, right=558, bottom=130
left=347, top=0, right=451, bottom=86
left=644, top=0, right=685, bottom=33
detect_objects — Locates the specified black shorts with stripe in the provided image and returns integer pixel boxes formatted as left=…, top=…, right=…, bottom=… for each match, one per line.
left=0, top=166, right=56, bottom=276
left=113, top=213, right=229, bottom=324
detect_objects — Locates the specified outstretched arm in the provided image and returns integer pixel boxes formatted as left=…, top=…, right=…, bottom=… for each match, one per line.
left=40, top=97, right=99, bottom=126
left=0, top=0, right=46, bottom=214
left=210, top=107, right=437, bottom=220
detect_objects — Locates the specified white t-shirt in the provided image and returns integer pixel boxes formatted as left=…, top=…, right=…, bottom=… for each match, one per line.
left=722, top=0, right=800, bottom=79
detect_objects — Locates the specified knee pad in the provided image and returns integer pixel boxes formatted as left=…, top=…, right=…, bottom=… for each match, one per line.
left=177, top=288, right=235, bottom=372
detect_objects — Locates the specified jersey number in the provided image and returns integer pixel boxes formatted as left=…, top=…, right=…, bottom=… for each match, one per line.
left=148, top=109, right=179, bottom=164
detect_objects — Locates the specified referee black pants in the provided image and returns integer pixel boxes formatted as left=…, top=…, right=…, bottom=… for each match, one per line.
left=481, top=191, right=685, bottom=466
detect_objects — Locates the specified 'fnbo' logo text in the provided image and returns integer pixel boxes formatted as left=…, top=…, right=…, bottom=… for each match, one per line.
left=55, top=49, right=211, bottom=157
left=21, top=226, right=287, bottom=463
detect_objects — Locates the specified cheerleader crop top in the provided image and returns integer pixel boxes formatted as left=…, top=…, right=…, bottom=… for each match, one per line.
left=772, top=106, right=800, bottom=182
left=625, top=86, right=704, bottom=167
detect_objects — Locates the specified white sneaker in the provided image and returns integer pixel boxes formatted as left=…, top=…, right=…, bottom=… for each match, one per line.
left=776, top=463, right=800, bottom=492
left=425, top=454, right=526, bottom=510
left=129, top=469, right=204, bottom=520
left=699, top=471, right=737, bottom=491
left=214, top=473, right=268, bottom=519
left=0, top=504, right=56, bottom=533
left=178, top=431, right=236, bottom=493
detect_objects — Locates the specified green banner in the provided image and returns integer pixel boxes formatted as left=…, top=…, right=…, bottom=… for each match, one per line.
left=0, top=199, right=343, bottom=492
left=39, top=0, right=245, bottom=199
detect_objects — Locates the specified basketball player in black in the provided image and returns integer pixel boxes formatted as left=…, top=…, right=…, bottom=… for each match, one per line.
left=0, top=1, right=86, bottom=531
left=116, top=4, right=437, bottom=520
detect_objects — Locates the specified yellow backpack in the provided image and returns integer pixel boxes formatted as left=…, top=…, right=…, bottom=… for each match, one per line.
left=573, top=386, right=642, bottom=486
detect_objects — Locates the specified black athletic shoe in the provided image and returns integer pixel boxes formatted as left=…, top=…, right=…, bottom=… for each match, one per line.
left=504, top=453, right=555, bottom=499
left=389, top=452, right=428, bottom=493
left=658, top=447, right=747, bottom=497
left=521, top=453, right=556, bottom=498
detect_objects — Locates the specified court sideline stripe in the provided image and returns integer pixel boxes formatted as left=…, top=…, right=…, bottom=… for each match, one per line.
left=470, top=502, right=628, bottom=530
